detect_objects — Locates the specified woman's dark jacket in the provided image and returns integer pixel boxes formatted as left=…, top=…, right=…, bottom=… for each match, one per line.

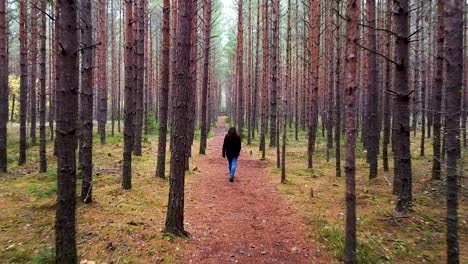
left=222, top=133, right=242, bottom=159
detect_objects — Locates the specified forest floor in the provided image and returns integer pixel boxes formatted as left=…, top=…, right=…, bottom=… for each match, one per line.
left=0, top=117, right=467, bottom=263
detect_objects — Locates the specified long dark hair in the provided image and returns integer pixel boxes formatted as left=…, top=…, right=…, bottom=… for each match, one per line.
left=228, top=127, right=238, bottom=137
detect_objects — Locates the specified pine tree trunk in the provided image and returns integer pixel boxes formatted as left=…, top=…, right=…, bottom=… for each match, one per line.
left=38, top=0, right=47, bottom=173
left=382, top=0, right=392, bottom=172
left=122, top=0, right=136, bottom=189
left=110, top=0, right=116, bottom=137
left=247, top=0, right=252, bottom=145
left=307, top=0, right=319, bottom=168
left=269, top=0, right=279, bottom=148
left=432, top=0, right=444, bottom=181
left=19, top=0, right=28, bottom=165
left=260, top=0, right=268, bottom=159
left=186, top=0, right=197, bottom=169
left=165, top=0, right=192, bottom=237
left=29, top=0, right=38, bottom=146
left=98, top=0, right=108, bottom=145
left=281, top=0, right=291, bottom=183
left=344, top=0, right=359, bottom=261
left=236, top=0, right=244, bottom=138
left=0, top=0, right=7, bottom=172
left=200, top=0, right=212, bottom=155
left=133, top=0, right=145, bottom=156
left=393, top=0, right=413, bottom=213
left=156, top=0, right=170, bottom=178
left=55, top=0, right=79, bottom=260
left=80, top=0, right=94, bottom=203
left=252, top=0, right=261, bottom=140
left=444, top=0, right=463, bottom=261
left=365, top=0, right=379, bottom=179
left=335, top=0, right=342, bottom=178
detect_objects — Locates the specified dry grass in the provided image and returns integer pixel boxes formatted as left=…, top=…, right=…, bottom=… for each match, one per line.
left=246, top=128, right=467, bottom=264
left=0, top=126, right=185, bottom=263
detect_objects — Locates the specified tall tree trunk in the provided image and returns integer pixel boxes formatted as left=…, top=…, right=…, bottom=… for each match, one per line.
left=326, top=1, right=335, bottom=162
left=55, top=0, right=79, bottom=260
left=236, top=0, right=244, bottom=138
left=247, top=0, right=252, bottom=145
left=30, top=0, right=38, bottom=145
left=122, top=0, right=136, bottom=189
left=98, top=0, right=108, bottom=145
left=344, top=0, right=359, bottom=261
left=133, top=0, right=145, bottom=156
left=80, top=0, right=94, bottom=203
left=281, top=0, right=291, bottom=183
left=156, top=0, right=170, bottom=178
left=393, top=0, right=413, bottom=213
left=444, top=0, right=463, bottom=261
left=382, top=0, right=392, bottom=172
left=260, top=0, right=268, bottom=159
left=19, top=0, right=28, bottom=165
left=432, top=0, right=444, bottom=181
left=200, top=0, right=212, bottom=155
left=0, top=0, right=8, bottom=172
left=110, top=0, right=116, bottom=136
left=270, top=0, right=279, bottom=148
left=335, top=0, right=342, bottom=178
left=165, top=0, right=192, bottom=237
left=38, top=0, right=46, bottom=173
left=308, top=0, right=319, bottom=168
left=186, top=0, right=197, bottom=169
left=419, top=0, right=426, bottom=157
left=365, top=0, right=379, bottom=179
left=252, top=0, right=261, bottom=140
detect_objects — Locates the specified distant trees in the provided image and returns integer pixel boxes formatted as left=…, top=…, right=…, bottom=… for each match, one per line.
left=55, top=0, right=79, bottom=261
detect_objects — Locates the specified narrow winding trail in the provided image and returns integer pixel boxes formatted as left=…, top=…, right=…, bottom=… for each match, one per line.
left=183, top=118, right=323, bottom=263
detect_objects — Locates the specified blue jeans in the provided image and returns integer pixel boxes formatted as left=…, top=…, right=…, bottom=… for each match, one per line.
left=228, top=157, right=238, bottom=179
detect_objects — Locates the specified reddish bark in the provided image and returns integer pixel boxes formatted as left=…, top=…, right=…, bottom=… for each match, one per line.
left=165, top=0, right=193, bottom=237
left=156, top=0, right=170, bottom=178
left=19, top=0, right=28, bottom=165
left=344, top=0, right=360, bottom=261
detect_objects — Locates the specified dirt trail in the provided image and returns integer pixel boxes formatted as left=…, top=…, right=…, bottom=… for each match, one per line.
left=183, top=118, right=324, bottom=263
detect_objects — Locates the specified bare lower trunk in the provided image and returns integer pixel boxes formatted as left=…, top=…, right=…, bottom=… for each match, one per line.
left=55, top=0, right=79, bottom=260
left=0, top=0, right=8, bottom=172
left=444, top=0, right=463, bottom=261
left=344, top=0, right=359, bottom=261
left=98, top=0, right=108, bottom=145
left=393, top=0, right=413, bottom=213
left=79, top=0, right=94, bottom=203
left=432, top=0, right=444, bottom=181
left=122, top=0, right=136, bottom=189
left=156, top=0, right=170, bottom=178
left=165, top=0, right=192, bottom=237
left=38, top=0, right=47, bottom=173
left=19, top=0, right=28, bottom=165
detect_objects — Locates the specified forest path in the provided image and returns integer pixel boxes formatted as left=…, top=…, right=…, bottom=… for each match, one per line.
left=183, top=117, right=323, bottom=264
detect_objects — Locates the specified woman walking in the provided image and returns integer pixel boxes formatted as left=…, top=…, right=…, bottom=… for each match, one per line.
left=222, top=127, right=242, bottom=182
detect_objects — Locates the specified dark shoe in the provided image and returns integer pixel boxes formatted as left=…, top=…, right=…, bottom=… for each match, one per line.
left=229, top=178, right=233, bottom=182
